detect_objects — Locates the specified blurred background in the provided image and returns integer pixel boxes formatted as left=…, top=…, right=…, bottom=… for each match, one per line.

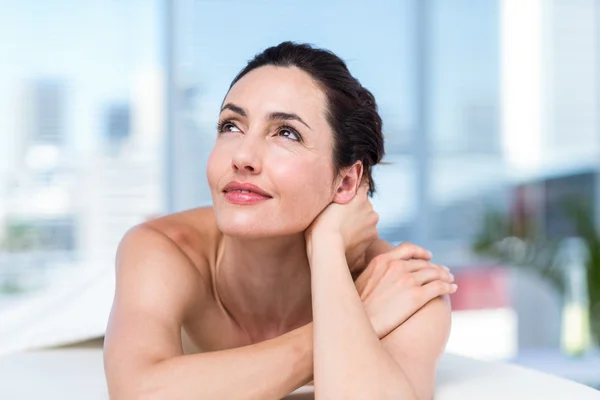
left=1, top=0, right=599, bottom=389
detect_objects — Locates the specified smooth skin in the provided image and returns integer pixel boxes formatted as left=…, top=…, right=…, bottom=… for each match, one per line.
left=103, top=65, right=455, bottom=399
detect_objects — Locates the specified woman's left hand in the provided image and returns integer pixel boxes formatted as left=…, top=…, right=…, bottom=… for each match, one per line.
left=355, top=243, right=456, bottom=339
left=305, top=183, right=379, bottom=266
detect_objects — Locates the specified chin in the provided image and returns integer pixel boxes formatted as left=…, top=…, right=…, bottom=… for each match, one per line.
left=216, top=209, right=307, bottom=239
left=215, top=209, right=274, bottom=238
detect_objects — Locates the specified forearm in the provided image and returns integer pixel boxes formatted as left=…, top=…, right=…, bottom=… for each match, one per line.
left=128, top=324, right=313, bottom=400
left=309, top=234, right=417, bottom=400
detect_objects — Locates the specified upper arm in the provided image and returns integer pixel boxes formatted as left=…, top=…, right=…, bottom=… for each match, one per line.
left=382, top=296, right=451, bottom=400
left=103, top=225, right=207, bottom=396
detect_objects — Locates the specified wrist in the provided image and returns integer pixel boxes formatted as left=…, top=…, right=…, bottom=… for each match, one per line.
left=308, top=226, right=343, bottom=243
left=307, top=231, right=345, bottom=262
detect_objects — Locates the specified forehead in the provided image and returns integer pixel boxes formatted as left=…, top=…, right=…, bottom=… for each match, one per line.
left=223, top=66, right=329, bottom=126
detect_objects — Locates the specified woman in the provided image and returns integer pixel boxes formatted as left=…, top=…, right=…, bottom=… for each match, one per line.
left=104, top=42, right=456, bottom=399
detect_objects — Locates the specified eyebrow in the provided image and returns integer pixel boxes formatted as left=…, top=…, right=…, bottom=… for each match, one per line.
left=220, top=102, right=312, bottom=130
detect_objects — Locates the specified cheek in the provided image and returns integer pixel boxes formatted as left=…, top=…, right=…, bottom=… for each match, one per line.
left=206, top=145, right=226, bottom=190
left=270, top=156, right=334, bottom=228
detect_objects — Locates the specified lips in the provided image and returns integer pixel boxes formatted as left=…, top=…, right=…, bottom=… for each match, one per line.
left=223, top=181, right=272, bottom=197
left=222, top=181, right=272, bottom=205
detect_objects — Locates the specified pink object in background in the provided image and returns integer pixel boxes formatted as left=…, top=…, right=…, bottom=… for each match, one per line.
left=451, top=266, right=509, bottom=311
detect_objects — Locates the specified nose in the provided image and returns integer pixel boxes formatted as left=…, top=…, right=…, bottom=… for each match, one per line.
left=231, top=134, right=262, bottom=174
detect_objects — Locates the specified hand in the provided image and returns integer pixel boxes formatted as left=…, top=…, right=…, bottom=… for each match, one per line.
left=354, top=242, right=457, bottom=339
left=305, top=183, right=378, bottom=264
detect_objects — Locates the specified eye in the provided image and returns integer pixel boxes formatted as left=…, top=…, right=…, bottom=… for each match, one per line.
left=217, top=120, right=240, bottom=134
left=278, top=125, right=302, bottom=142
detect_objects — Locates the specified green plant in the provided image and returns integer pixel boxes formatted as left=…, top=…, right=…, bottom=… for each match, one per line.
left=472, top=199, right=600, bottom=346
left=564, top=199, right=600, bottom=346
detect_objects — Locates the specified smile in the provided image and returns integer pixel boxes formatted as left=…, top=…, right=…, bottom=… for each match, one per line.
left=222, top=181, right=273, bottom=204
left=223, top=190, right=272, bottom=205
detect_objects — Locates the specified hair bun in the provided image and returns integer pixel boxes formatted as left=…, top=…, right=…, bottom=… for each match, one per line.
left=357, top=87, right=376, bottom=109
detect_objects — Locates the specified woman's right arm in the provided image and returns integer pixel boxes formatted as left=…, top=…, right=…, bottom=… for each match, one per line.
left=103, top=226, right=313, bottom=400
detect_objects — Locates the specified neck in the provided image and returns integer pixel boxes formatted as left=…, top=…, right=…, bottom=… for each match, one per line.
left=216, top=233, right=313, bottom=340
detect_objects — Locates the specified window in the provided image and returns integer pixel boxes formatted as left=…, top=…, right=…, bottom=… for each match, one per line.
left=0, top=1, right=165, bottom=353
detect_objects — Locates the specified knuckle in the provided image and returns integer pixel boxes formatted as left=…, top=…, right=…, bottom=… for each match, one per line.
left=411, top=274, right=421, bottom=287
left=400, top=273, right=417, bottom=287
left=407, top=273, right=418, bottom=286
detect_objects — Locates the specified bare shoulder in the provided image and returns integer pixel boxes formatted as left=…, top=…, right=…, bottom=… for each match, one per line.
left=105, top=207, right=222, bottom=365
left=112, top=206, right=222, bottom=321
left=141, top=206, right=222, bottom=281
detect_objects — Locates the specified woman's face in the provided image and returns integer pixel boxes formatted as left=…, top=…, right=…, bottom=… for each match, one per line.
left=206, top=65, right=338, bottom=238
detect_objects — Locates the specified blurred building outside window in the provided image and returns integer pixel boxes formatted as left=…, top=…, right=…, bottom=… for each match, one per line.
left=0, top=0, right=165, bottom=353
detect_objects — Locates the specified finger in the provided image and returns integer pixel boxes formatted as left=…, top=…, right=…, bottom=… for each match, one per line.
left=371, top=211, right=379, bottom=226
left=391, top=261, right=454, bottom=285
left=380, top=242, right=432, bottom=262
left=411, top=267, right=454, bottom=286
left=421, top=280, right=458, bottom=299
left=389, top=259, right=447, bottom=272
left=427, top=262, right=451, bottom=274
left=389, top=259, right=429, bottom=272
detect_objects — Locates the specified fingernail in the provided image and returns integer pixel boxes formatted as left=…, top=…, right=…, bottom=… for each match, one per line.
left=442, top=265, right=450, bottom=272
left=451, top=284, right=458, bottom=292
left=427, top=250, right=433, bottom=258
left=449, top=273, right=454, bottom=281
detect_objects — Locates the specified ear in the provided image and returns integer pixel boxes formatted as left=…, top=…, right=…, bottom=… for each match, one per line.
left=332, top=162, right=363, bottom=204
